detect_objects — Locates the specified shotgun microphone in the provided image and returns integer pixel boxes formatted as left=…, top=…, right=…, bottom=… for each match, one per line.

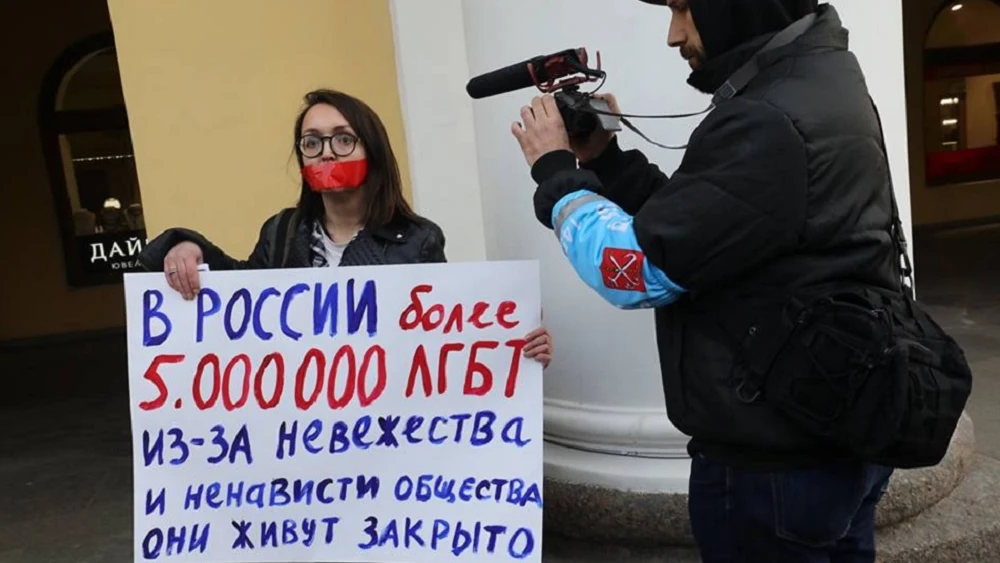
left=466, top=48, right=591, bottom=99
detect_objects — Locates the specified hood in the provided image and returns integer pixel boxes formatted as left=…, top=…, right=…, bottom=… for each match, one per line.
left=684, top=2, right=847, bottom=94
left=689, top=0, right=820, bottom=60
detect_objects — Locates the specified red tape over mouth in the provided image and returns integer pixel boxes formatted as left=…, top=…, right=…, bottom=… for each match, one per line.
left=302, top=159, right=368, bottom=191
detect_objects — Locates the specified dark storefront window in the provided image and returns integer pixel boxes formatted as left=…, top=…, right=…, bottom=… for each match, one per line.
left=924, top=0, right=1000, bottom=187
left=40, top=33, right=146, bottom=287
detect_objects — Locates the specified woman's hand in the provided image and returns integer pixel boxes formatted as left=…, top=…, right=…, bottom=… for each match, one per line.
left=522, top=326, right=554, bottom=369
left=163, top=241, right=204, bottom=300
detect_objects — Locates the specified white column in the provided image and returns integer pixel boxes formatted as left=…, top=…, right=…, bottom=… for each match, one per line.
left=388, top=0, right=488, bottom=263
left=389, top=0, right=913, bottom=538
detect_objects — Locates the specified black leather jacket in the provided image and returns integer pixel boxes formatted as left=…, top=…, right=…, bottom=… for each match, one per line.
left=137, top=207, right=447, bottom=272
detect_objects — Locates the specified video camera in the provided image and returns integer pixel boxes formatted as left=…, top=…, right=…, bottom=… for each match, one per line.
left=465, top=48, right=622, bottom=141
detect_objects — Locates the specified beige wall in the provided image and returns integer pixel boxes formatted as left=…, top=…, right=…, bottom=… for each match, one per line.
left=905, top=0, right=1000, bottom=227
left=106, top=0, right=411, bottom=257
left=0, top=0, right=128, bottom=341
left=0, top=0, right=410, bottom=342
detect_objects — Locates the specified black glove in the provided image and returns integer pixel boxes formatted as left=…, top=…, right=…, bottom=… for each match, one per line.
left=530, top=150, right=600, bottom=229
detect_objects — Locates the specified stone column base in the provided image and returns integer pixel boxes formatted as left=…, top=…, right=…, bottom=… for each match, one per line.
left=543, top=441, right=693, bottom=545
left=543, top=413, right=976, bottom=546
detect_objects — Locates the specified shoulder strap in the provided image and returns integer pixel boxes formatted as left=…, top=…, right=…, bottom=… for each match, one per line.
left=712, top=12, right=818, bottom=107
left=617, top=12, right=816, bottom=151
left=867, top=96, right=915, bottom=299
left=269, top=208, right=300, bottom=268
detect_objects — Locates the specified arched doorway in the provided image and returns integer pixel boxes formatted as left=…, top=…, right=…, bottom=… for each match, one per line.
left=913, top=0, right=1000, bottom=286
left=911, top=0, right=1000, bottom=290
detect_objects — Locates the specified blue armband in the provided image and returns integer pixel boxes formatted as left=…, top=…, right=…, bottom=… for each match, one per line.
left=551, top=190, right=685, bottom=309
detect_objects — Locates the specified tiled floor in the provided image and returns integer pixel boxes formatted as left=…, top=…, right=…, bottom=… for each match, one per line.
left=1, top=224, right=999, bottom=562
left=0, top=396, right=133, bottom=563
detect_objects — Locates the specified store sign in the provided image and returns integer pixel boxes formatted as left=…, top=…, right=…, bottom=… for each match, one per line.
left=78, top=229, right=148, bottom=275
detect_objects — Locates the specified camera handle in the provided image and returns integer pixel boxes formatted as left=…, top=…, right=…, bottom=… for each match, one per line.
left=555, top=86, right=695, bottom=150
left=554, top=87, right=621, bottom=140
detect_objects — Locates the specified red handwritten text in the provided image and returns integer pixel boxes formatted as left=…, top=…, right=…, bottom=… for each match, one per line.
left=136, top=345, right=387, bottom=413
left=399, top=284, right=519, bottom=333
left=138, top=354, right=186, bottom=411
left=405, top=339, right=528, bottom=399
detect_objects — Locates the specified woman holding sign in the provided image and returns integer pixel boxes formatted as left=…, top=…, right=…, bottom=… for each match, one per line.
left=138, top=89, right=553, bottom=367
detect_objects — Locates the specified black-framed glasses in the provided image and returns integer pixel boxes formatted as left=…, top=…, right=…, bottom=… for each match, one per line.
left=297, top=133, right=359, bottom=158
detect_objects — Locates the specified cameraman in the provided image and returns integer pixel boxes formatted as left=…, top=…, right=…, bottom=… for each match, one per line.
left=512, top=1, right=897, bottom=561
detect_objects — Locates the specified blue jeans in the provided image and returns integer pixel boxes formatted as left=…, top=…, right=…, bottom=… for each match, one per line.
left=688, top=454, right=894, bottom=563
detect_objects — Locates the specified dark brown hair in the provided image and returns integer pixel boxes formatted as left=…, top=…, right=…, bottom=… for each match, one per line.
left=293, top=89, right=419, bottom=228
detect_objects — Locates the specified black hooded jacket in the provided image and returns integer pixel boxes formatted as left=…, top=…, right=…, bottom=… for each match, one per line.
left=685, top=0, right=819, bottom=93
left=530, top=3, right=899, bottom=467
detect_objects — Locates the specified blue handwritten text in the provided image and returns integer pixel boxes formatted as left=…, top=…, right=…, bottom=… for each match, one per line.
left=275, top=411, right=530, bottom=459
left=358, top=517, right=535, bottom=559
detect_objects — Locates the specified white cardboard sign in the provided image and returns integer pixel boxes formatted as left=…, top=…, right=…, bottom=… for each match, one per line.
left=124, top=261, right=544, bottom=563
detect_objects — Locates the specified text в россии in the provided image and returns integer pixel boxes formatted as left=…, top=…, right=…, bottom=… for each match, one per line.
left=140, top=280, right=522, bottom=346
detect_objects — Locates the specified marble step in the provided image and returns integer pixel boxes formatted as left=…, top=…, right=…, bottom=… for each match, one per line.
left=542, top=454, right=1000, bottom=563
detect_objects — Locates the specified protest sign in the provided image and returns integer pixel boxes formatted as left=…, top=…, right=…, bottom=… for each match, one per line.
left=124, top=260, right=544, bottom=563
